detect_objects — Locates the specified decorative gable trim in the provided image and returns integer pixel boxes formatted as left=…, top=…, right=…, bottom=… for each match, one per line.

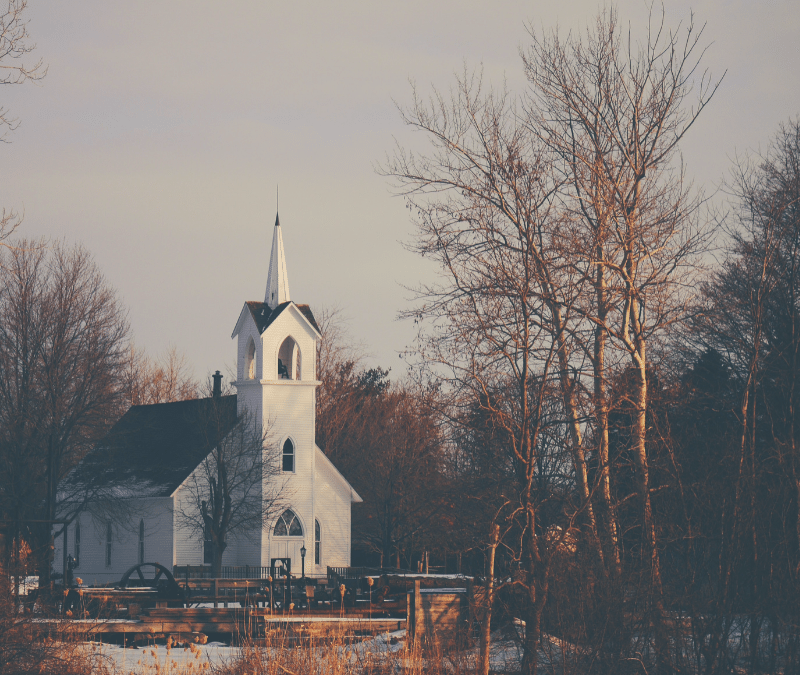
left=231, top=302, right=258, bottom=339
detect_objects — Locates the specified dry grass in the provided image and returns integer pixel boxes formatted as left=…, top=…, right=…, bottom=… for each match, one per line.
left=85, top=629, right=494, bottom=675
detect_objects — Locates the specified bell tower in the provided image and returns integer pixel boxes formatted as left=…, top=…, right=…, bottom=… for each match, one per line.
left=230, top=212, right=323, bottom=571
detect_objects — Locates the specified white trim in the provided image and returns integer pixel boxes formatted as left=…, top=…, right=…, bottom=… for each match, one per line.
left=233, top=379, right=320, bottom=387
left=231, top=303, right=254, bottom=339
left=287, top=303, right=322, bottom=339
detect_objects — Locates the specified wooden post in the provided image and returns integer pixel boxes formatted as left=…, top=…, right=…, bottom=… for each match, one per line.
left=213, top=578, right=218, bottom=608
left=479, top=524, right=500, bottom=675
left=414, top=579, right=422, bottom=646
left=467, top=577, right=474, bottom=637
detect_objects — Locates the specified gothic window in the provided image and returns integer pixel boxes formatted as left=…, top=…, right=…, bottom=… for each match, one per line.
left=246, top=338, right=256, bottom=379
left=273, top=509, right=303, bottom=537
left=315, top=519, right=321, bottom=565
left=138, top=519, right=145, bottom=565
left=282, top=438, right=295, bottom=472
left=105, top=522, right=112, bottom=568
left=74, top=520, right=80, bottom=568
left=278, top=336, right=300, bottom=380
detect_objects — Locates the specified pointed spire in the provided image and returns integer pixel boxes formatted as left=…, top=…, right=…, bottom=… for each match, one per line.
left=264, top=212, right=291, bottom=310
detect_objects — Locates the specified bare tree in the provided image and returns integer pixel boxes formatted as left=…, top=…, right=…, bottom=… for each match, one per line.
left=0, top=0, right=46, bottom=248
left=0, top=240, right=130, bottom=587
left=123, top=344, right=201, bottom=406
left=523, top=7, right=720, bottom=669
left=383, top=69, right=588, bottom=674
left=174, top=399, right=286, bottom=577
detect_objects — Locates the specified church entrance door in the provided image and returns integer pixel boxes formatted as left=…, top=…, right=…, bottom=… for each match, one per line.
left=271, top=509, right=307, bottom=578
left=272, top=539, right=305, bottom=578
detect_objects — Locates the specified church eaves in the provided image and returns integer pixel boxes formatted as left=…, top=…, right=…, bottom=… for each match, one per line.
left=245, top=301, right=321, bottom=336
left=264, top=213, right=291, bottom=310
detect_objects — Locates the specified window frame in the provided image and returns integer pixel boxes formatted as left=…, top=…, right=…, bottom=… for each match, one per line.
left=282, top=438, right=295, bottom=473
left=246, top=338, right=257, bottom=380
left=315, top=519, right=321, bottom=565
left=273, top=509, right=304, bottom=538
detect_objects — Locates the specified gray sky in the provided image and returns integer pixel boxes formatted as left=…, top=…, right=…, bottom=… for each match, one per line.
left=2, top=0, right=799, bottom=382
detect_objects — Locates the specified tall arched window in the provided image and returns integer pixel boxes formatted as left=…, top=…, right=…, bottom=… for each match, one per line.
left=278, top=336, right=300, bottom=380
left=138, top=519, right=145, bottom=565
left=246, top=338, right=257, bottom=379
left=273, top=509, right=303, bottom=537
left=315, top=519, right=321, bottom=565
left=105, top=522, right=112, bottom=568
left=74, top=520, right=81, bottom=568
left=282, top=438, right=295, bottom=472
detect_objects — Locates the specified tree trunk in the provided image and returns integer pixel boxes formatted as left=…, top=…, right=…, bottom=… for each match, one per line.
left=479, top=524, right=500, bottom=675
left=593, top=260, right=619, bottom=571
left=629, top=334, right=670, bottom=674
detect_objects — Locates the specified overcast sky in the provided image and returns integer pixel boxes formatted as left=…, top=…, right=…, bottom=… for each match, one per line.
left=2, top=0, right=799, bottom=383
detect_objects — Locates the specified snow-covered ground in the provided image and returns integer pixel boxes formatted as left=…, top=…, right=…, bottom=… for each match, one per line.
left=85, top=629, right=526, bottom=675
left=85, top=639, right=239, bottom=674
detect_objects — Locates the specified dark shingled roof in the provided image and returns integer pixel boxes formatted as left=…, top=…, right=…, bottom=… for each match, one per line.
left=69, top=395, right=238, bottom=497
left=245, top=301, right=320, bottom=335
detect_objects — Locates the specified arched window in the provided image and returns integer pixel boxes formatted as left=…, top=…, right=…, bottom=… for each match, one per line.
left=74, top=520, right=81, bottom=568
left=246, top=338, right=257, bottom=379
left=273, top=509, right=303, bottom=537
left=105, top=522, right=113, bottom=568
left=278, top=336, right=300, bottom=380
left=138, top=519, right=145, bottom=565
left=315, top=519, right=321, bottom=565
left=282, top=438, right=294, bottom=472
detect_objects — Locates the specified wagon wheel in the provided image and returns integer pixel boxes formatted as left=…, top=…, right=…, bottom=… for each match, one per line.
left=119, top=563, right=184, bottom=600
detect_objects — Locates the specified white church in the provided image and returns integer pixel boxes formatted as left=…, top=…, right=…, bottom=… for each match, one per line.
left=55, top=215, right=362, bottom=585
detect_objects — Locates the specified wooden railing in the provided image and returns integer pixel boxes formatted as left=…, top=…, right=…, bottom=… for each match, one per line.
left=174, top=565, right=272, bottom=580
left=327, top=566, right=411, bottom=581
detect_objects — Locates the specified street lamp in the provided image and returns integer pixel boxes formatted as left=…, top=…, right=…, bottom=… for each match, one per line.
left=300, top=543, right=307, bottom=580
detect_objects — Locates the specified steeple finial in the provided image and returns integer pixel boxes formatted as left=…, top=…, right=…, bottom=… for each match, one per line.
left=264, top=211, right=290, bottom=309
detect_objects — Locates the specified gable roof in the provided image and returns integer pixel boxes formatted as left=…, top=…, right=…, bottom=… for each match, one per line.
left=67, top=395, right=238, bottom=498
left=315, top=444, right=363, bottom=503
left=238, top=301, right=321, bottom=337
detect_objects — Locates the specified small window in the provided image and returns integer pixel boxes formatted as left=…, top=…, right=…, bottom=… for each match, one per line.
left=74, top=521, right=81, bottom=568
left=274, top=509, right=303, bottom=537
left=138, top=519, right=145, bottom=565
left=315, top=519, right=321, bottom=565
left=105, top=522, right=112, bottom=568
left=282, top=438, right=295, bottom=472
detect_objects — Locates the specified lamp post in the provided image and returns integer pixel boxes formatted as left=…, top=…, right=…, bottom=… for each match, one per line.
left=300, top=544, right=307, bottom=580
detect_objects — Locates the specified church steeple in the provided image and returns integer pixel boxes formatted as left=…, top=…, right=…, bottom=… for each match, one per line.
left=264, top=212, right=291, bottom=310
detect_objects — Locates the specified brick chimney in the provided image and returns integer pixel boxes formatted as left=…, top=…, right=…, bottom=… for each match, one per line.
left=212, top=370, right=222, bottom=398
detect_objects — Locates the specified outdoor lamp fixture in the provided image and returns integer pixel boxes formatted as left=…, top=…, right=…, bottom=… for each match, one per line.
left=300, top=543, right=307, bottom=579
